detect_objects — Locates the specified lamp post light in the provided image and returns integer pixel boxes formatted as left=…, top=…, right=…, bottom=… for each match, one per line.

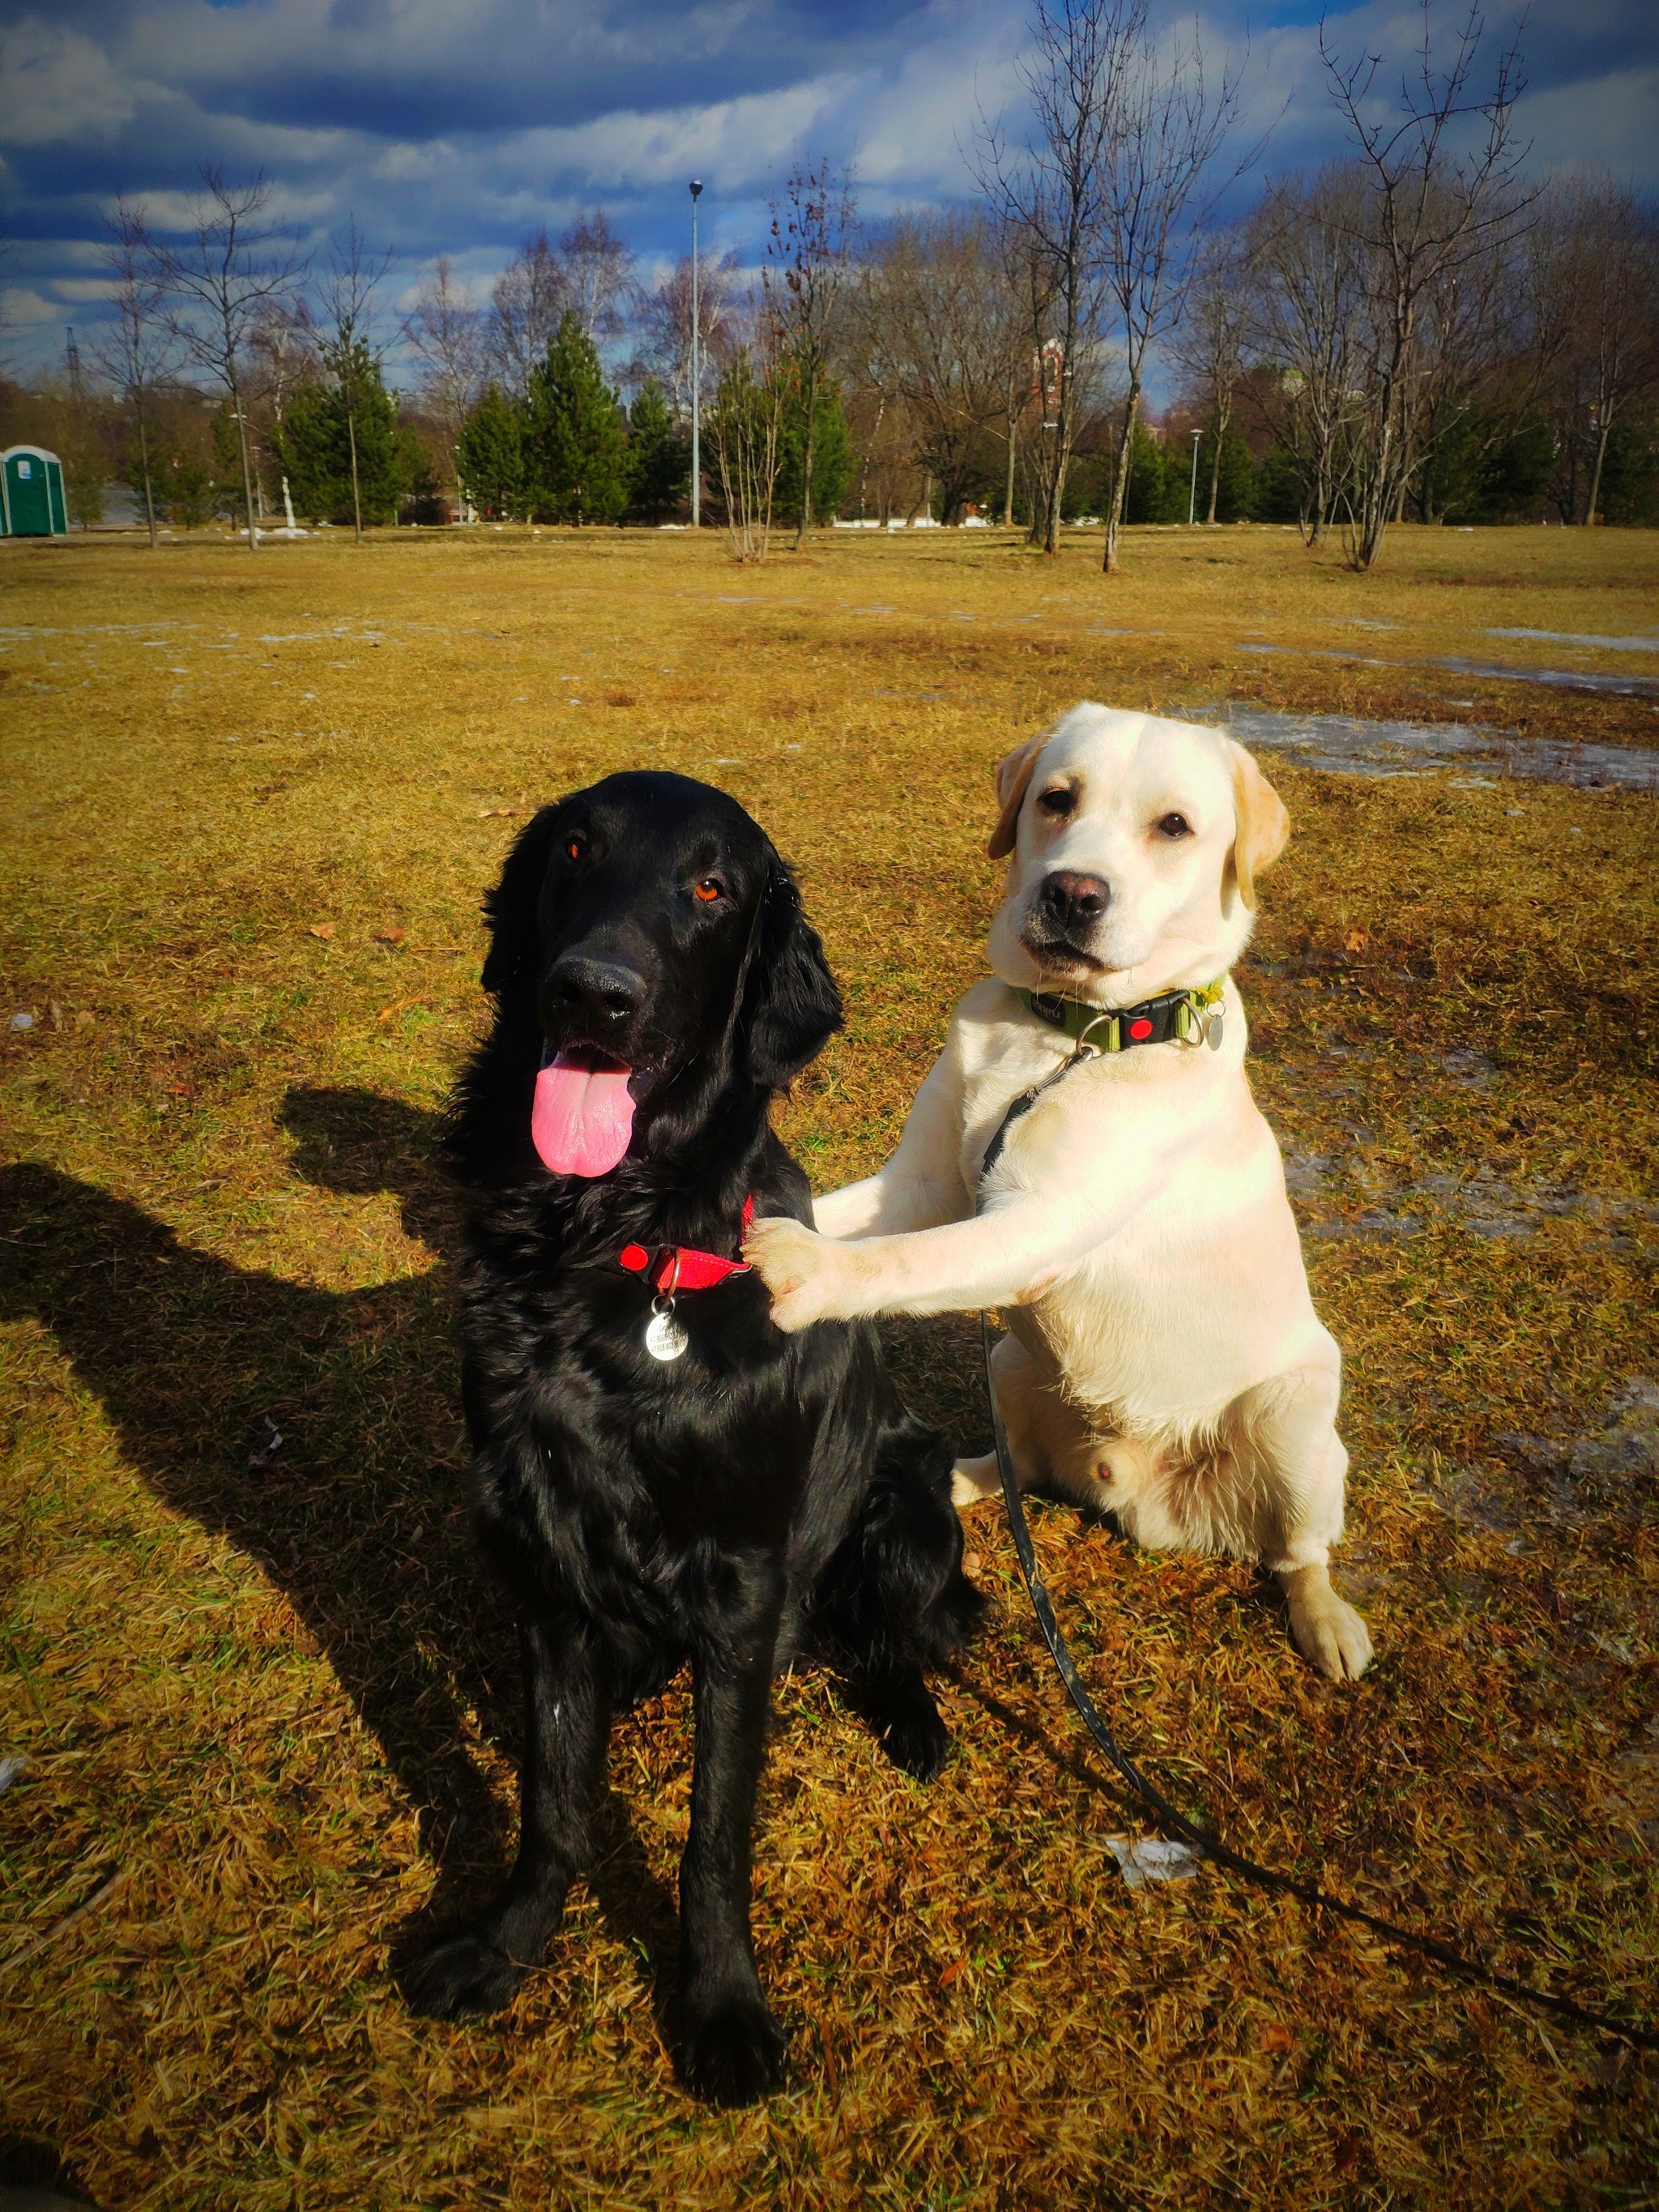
left=689, top=180, right=703, bottom=529
left=1188, top=428, right=1201, bottom=527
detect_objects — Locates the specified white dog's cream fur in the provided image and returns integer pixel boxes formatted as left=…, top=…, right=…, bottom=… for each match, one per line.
left=745, top=702, right=1373, bottom=1680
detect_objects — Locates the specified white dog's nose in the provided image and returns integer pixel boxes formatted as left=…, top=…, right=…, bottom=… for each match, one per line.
left=1034, top=870, right=1111, bottom=934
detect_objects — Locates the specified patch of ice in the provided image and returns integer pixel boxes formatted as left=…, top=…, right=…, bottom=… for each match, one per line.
left=1221, top=705, right=1659, bottom=792
left=1486, top=629, right=1659, bottom=653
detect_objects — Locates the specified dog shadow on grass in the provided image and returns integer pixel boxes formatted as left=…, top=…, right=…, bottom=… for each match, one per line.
left=0, top=1084, right=683, bottom=2042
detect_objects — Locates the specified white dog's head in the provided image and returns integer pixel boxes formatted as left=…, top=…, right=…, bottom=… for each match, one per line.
left=984, top=703, right=1289, bottom=1000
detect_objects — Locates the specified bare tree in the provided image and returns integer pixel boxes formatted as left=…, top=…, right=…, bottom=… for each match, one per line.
left=1246, top=164, right=1369, bottom=541
left=856, top=211, right=1023, bottom=523
left=154, top=168, right=306, bottom=550
left=488, top=232, right=568, bottom=399
left=403, top=258, right=484, bottom=486
left=560, top=209, right=633, bottom=343
left=762, top=158, right=857, bottom=545
left=95, top=196, right=177, bottom=549
left=316, top=221, right=395, bottom=542
left=974, top=0, right=1128, bottom=554
left=633, top=252, right=741, bottom=416
left=1535, top=175, right=1659, bottom=524
left=709, top=343, right=785, bottom=562
left=1170, top=224, right=1252, bottom=523
left=1320, top=0, right=1531, bottom=568
left=1095, top=5, right=1248, bottom=572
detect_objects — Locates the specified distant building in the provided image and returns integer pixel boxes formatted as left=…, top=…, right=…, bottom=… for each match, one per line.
left=1, top=447, right=68, bottom=536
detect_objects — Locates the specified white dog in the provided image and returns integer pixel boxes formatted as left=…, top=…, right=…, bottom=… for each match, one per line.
left=746, top=702, right=1373, bottom=1680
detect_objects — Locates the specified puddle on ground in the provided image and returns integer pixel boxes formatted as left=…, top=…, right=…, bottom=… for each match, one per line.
left=1433, top=655, right=1659, bottom=698
left=1220, top=705, right=1659, bottom=791
left=1486, top=628, right=1659, bottom=654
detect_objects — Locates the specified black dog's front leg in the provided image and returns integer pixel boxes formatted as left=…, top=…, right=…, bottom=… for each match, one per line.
left=678, top=1612, right=787, bottom=2105
left=406, top=1612, right=610, bottom=2019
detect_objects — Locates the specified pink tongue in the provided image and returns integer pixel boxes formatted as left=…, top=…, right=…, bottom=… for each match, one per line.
left=531, top=1055, right=637, bottom=1177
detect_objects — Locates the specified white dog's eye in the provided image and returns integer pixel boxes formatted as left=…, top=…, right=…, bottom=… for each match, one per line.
left=1156, top=812, right=1193, bottom=839
left=1037, top=787, right=1076, bottom=818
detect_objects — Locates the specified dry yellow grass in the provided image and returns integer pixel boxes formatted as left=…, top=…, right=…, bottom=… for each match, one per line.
left=2, top=520, right=1657, bottom=2210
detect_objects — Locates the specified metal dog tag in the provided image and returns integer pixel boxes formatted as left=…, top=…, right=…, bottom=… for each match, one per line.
left=645, top=1300, right=689, bottom=1362
left=1206, top=1006, right=1225, bottom=1052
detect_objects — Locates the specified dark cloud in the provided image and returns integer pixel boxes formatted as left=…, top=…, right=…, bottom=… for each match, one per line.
left=2, top=0, right=1654, bottom=378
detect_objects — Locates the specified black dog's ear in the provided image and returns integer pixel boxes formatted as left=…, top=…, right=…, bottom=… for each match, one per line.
left=480, top=807, right=560, bottom=996
left=743, top=857, right=843, bottom=1088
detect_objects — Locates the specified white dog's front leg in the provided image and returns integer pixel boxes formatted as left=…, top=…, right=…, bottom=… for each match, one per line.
left=747, top=1192, right=1129, bottom=1331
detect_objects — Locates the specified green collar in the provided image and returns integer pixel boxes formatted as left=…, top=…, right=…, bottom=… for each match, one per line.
left=1016, top=976, right=1227, bottom=1054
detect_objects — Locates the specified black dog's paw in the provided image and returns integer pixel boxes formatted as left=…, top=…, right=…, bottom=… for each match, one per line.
left=881, top=1697, right=950, bottom=1783
left=864, top=1665, right=951, bottom=1782
left=680, top=1996, right=787, bottom=2106
left=403, top=1929, right=529, bottom=2019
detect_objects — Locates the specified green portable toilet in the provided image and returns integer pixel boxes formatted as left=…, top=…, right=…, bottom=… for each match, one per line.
left=1, top=446, right=68, bottom=537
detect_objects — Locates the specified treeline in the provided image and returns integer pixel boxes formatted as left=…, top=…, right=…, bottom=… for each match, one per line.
left=15, top=0, right=1659, bottom=563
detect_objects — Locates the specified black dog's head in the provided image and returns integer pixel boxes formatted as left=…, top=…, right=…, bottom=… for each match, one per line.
left=463, top=771, right=841, bottom=1181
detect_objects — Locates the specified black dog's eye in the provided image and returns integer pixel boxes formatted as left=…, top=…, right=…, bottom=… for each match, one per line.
left=693, top=876, right=725, bottom=904
left=1037, top=787, right=1076, bottom=818
left=1156, top=812, right=1192, bottom=839
left=564, top=832, right=587, bottom=862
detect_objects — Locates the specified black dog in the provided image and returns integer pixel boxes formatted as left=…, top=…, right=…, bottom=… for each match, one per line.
left=406, top=771, right=982, bottom=2104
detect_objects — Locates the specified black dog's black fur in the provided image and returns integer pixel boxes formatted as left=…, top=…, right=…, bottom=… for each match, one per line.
left=404, top=771, right=983, bottom=2104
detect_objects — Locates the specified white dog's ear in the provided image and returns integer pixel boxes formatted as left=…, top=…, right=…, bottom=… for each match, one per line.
left=987, top=733, right=1048, bottom=859
left=1224, top=740, right=1290, bottom=911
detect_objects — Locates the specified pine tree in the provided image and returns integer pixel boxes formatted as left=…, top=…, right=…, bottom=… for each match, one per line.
left=625, top=380, right=689, bottom=522
left=271, top=344, right=416, bottom=525
left=774, top=369, right=851, bottom=530
left=524, top=312, right=629, bottom=525
left=458, top=386, right=526, bottom=519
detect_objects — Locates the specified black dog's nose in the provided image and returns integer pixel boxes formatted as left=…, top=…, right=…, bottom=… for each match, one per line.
left=542, top=953, right=644, bottom=1033
left=1035, top=870, right=1111, bottom=933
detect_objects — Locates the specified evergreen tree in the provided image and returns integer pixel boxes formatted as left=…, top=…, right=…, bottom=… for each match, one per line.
left=1193, top=425, right=1256, bottom=522
left=1124, top=420, right=1173, bottom=523
left=1250, top=445, right=1304, bottom=524
left=774, top=369, right=851, bottom=530
left=458, top=387, right=524, bottom=518
left=270, top=344, right=416, bottom=525
left=524, top=312, right=629, bottom=525
left=457, top=386, right=526, bottom=519
left=625, top=380, right=690, bottom=521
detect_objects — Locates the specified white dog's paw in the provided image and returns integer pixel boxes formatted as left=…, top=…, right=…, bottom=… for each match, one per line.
left=1282, top=1567, right=1375, bottom=1681
left=951, top=1454, right=1001, bottom=1510
left=744, top=1215, right=850, bottom=1333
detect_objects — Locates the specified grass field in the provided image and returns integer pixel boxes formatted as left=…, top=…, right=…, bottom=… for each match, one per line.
left=2, top=519, right=1657, bottom=2210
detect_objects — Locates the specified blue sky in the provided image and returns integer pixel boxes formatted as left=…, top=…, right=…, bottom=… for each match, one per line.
left=2, top=0, right=1656, bottom=382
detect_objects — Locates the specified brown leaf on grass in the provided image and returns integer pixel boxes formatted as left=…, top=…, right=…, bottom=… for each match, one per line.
left=309, top=923, right=336, bottom=941
left=938, top=1956, right=967, bottom=1989
left=374, top=928, right=407, bottom=946
left=478, top=806, right=528, bottom=819
left=74, top=1008, right=94, bottom=1028
left=376, top=997, right=429, bottom=1025
left=1258, top=2023, right=1294, bottom=2053
left=1343, top=929, right=1368, bottom=953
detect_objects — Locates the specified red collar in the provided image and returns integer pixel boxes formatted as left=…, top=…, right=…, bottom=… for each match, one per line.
left=620, top=1195, right=754, bottom=1295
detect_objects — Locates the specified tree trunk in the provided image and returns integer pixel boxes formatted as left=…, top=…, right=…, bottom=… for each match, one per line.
left=1205, top=426, right=1222, bottom=525
left=232, top=378, right=258, bottom=552
left=1585, top=417, right=1613, bottom=526
left=1102, top=384, right=1140, bottom=574
left=136, top=409, right=158, bottom=549
left=1002, top=372, right=1018, bottom=527
left=348, top=408, right=363, bottom=542
left=795, top=367, right=816, bottom=549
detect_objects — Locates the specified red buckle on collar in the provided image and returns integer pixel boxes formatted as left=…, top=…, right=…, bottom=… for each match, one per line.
left=620, top=1196, right=755, bottom=1294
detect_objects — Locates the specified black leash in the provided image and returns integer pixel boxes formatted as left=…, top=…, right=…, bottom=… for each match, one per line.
left=975, top=1045, right=1658, bottom=2052
left=985, top=1321, right=1659, bottom=2052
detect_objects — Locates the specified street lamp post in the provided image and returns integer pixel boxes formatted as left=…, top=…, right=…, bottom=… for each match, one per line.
left=1188, top=429, right=1201, bottom=527
left=689, top=181, right=703, bottom=528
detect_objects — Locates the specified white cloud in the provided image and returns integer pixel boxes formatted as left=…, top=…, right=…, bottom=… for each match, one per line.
left=0, top=17, right=139, bottom=147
